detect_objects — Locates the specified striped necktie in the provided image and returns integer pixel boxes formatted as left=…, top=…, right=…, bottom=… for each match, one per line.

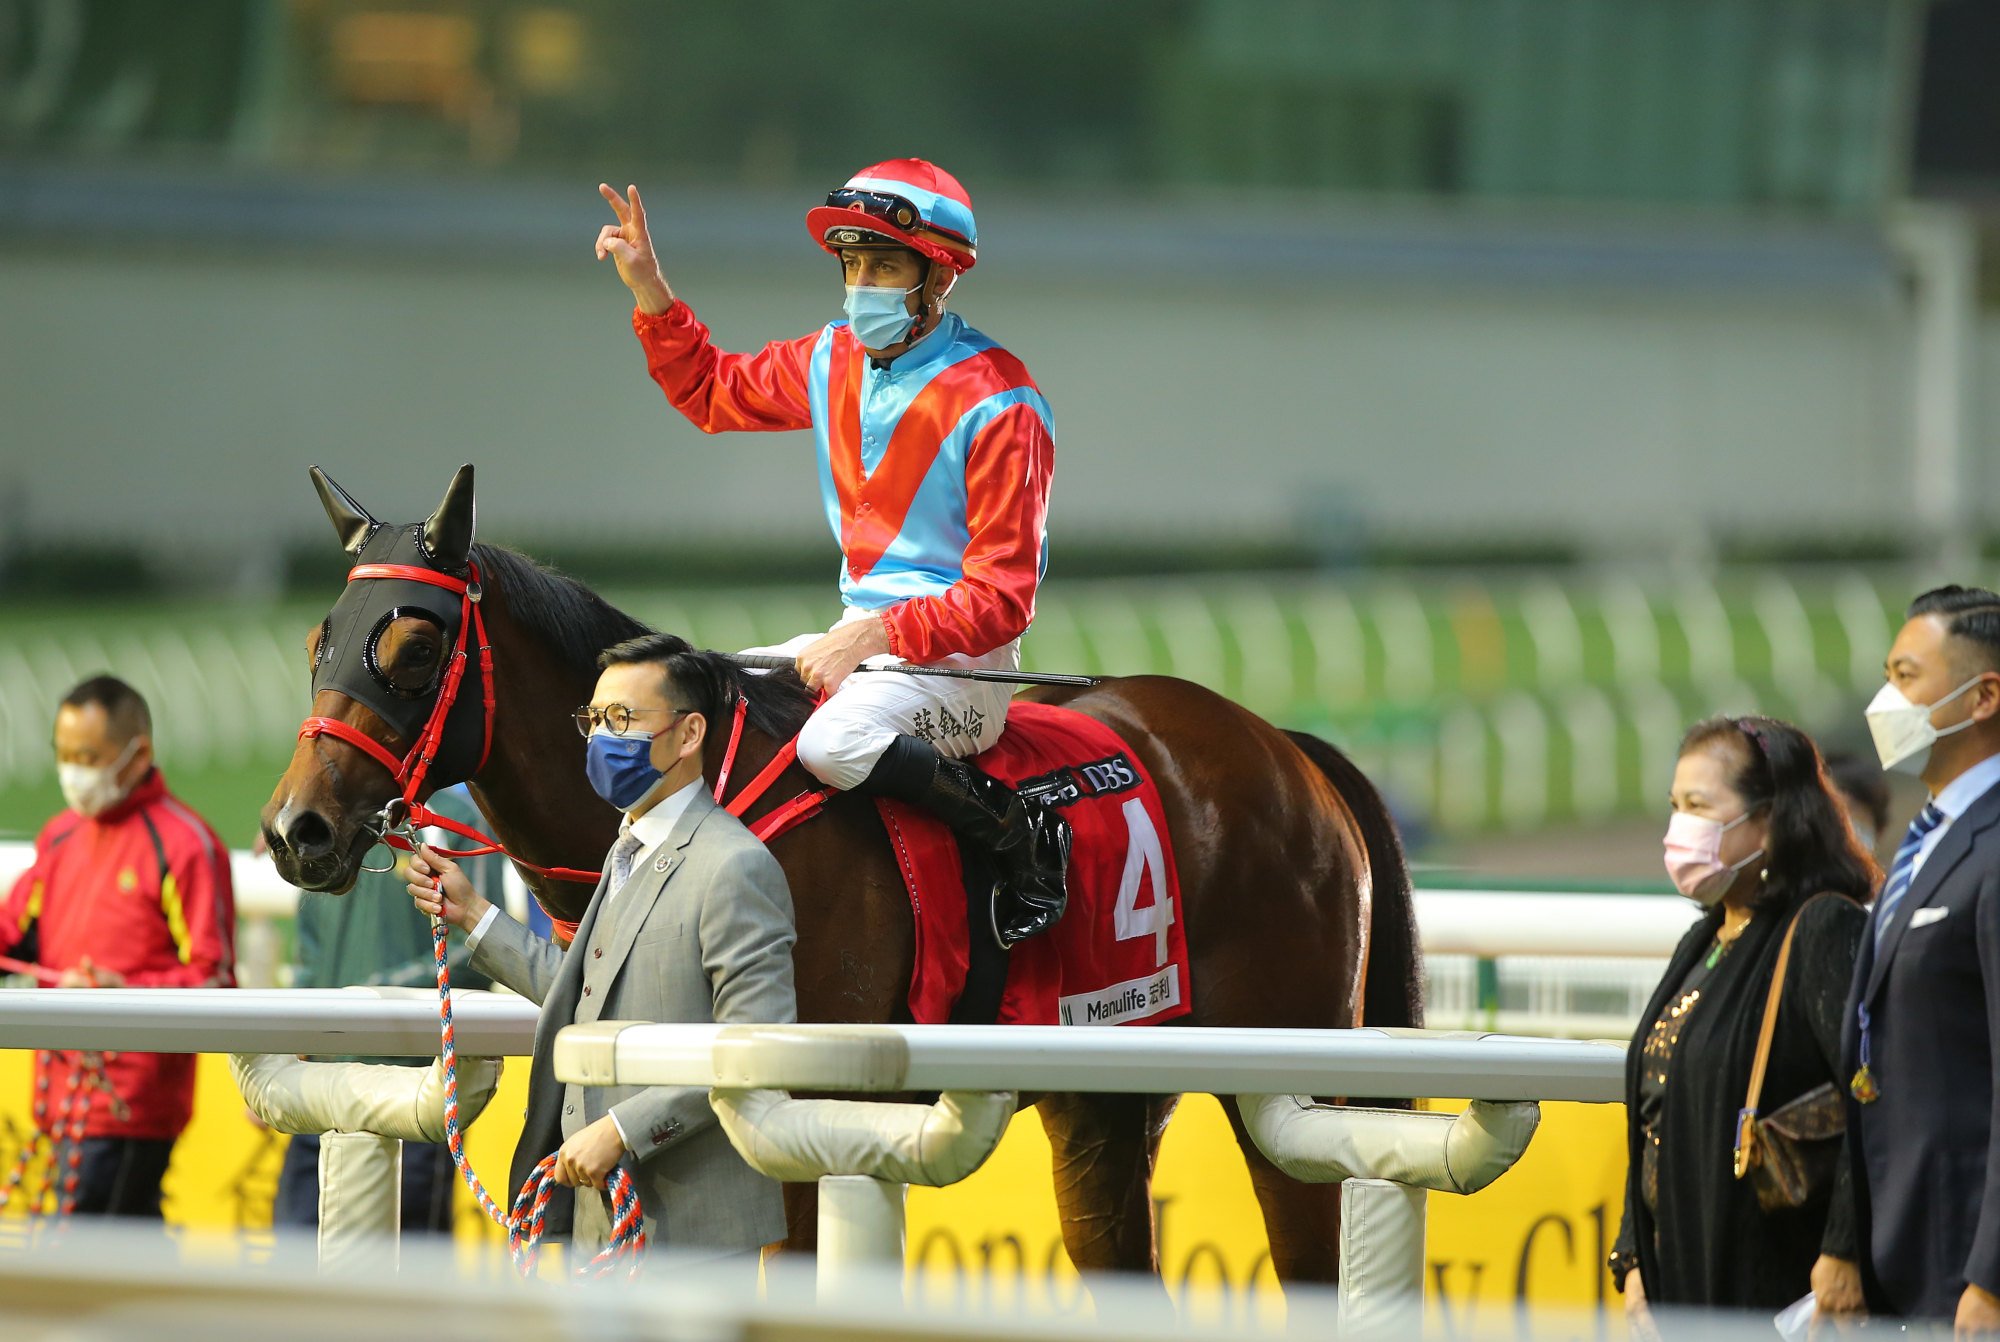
left=1874, top=802, right=1948, bottom=950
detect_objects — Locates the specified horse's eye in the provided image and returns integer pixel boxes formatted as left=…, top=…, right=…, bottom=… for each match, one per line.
left=382, top=637, right=440, bottom=693
left=364, top=610, right=445, bottom=696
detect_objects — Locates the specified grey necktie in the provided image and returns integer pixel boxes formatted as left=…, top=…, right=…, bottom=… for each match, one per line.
left=608, top=831, right=645, bottom=892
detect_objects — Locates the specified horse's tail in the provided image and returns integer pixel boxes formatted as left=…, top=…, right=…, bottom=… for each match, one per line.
left=1283, top=731, right=1424, bottom=1030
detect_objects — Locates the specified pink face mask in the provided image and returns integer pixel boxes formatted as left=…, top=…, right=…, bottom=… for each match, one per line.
left=1663, top=809, right=1764, bottom=906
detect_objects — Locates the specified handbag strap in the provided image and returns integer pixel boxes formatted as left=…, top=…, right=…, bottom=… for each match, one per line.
left=1743, top=893, right=1837, bottom=1117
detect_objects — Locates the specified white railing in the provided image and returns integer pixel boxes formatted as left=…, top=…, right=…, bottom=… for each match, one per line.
left=0, top=987, right=538, bottom=1055
left=0, top=991, right=1626, bottom=1326
left=553, top=1022, right=1625, bottom=1104
left=548, top=1020, right=1619, bottom=1323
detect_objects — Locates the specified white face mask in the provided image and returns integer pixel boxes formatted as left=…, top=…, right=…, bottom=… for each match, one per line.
left=57, top=737, right=142, bottom=818
left=1865, top=675, right=1985, bottom=776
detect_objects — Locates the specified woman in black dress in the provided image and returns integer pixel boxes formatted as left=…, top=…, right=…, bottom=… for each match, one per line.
left=1614, top=716, right=1879, bottom=1327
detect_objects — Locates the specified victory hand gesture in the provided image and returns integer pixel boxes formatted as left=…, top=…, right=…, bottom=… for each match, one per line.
left=596, top=183, right=675, bottom=315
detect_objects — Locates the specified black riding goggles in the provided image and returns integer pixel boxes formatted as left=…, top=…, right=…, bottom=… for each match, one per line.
left=825, top=187, right=925, bottom=234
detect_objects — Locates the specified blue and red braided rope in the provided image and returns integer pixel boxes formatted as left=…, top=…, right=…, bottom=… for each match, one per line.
left=429, top=915, right=646, bottom=1277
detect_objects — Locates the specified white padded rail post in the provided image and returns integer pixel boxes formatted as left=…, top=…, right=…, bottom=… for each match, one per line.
left=1237, top=1094, right=1540, bottom=1194
left=318, top=1132, right=402, bottom=1276
left=708, top=1088, right=1014, bottom=1186
left=818, top=1175, right=908, bottom=1298
left=708, top=1089, right=1012, bottom=1300
left=230, top=1048, right=502, bottom=1274
left=1338, top=1178, right=1425, bottom=1336
left=230, top=1053, right=502, bottom=1142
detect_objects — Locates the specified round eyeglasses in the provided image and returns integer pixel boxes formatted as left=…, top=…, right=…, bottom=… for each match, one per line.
left=572, top=704, right=692, bottom=739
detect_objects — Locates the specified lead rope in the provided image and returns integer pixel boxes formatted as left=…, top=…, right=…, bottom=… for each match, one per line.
left=0, top=1050, right=123, bottom=1225
left=428, top=914, right=646, bottom=1277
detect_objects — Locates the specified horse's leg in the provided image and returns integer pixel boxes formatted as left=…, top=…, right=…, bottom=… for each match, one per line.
left=1039, top=679, right=1414, bottom=1284
left=1220, top=1097, right=1343, bottom=1283
left=1036, top=1091, right=1179, bottom=1274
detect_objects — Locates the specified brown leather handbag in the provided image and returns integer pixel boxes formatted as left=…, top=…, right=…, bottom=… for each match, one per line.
left=1732, top=894, right=1848, bottom=1212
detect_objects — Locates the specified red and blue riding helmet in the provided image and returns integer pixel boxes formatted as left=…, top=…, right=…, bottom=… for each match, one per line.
left=805, top=158, right=978, bottom=273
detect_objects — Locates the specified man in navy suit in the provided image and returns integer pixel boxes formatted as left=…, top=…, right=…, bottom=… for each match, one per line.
left=1845, top=586, right=2000, bottom=1327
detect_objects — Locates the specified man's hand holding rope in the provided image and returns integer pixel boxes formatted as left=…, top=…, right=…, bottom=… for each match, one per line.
left=554, top=1116, right=627, bottom=1192
left=408, top=845, right=491, bottom=932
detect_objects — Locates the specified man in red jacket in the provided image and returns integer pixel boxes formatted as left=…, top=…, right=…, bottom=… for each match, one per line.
left=0, top=675, right=235, bottom=1218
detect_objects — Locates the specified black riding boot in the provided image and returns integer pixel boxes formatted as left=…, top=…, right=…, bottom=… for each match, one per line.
left=861, top=734, right=1072, bottom=947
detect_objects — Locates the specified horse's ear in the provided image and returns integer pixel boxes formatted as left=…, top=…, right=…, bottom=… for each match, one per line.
left=310, top=466, right=379, bottom=556
left=423, top=463, right=477, bottom=570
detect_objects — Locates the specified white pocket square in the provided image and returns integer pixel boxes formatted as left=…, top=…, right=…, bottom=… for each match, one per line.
left=1909, top=907, right=1950, bottom=929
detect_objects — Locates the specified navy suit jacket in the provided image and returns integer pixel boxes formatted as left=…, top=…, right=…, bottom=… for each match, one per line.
left=1843, top=777, right=2000, bottom=1318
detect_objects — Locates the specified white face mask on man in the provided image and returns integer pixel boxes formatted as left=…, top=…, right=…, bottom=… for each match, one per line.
left=1864, top=675, right=1985, bottom=776
left=58, top=737, right=142, bottom=818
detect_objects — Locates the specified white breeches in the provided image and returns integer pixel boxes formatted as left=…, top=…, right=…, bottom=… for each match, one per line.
left=740, top=608, right=1018, bottom=791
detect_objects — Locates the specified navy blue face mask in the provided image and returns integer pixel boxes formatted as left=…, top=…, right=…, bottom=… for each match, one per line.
left=585, top=731, right=666, bottom=811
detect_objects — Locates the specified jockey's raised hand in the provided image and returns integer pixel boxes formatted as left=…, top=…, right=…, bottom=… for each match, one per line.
left=595, top=183, right=675, bottom=315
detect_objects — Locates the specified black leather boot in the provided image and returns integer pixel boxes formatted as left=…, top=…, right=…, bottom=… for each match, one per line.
left=861, top=734, right=1072, bottom=947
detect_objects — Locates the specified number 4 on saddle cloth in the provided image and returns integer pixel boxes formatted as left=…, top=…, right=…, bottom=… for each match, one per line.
left=881, top=702, right=1192, bottom=1027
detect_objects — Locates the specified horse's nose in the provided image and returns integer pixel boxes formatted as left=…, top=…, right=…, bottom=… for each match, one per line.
left=283, top=810, right=338, bottom=863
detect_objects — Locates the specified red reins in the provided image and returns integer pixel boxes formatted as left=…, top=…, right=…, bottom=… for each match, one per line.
left=710, top=694, right=832, bottom=843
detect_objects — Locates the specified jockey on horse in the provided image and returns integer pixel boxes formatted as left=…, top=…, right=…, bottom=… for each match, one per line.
left=595, top=160, right=1071, bottom=948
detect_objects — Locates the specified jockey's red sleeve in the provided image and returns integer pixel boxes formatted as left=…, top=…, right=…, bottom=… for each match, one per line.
left=881, top=400, right=1053, bottom=662
left=632, top=302, right=817, bottom=434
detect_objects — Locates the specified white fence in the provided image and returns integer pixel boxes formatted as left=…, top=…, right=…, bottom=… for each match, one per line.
left=0, top=992, right=1623, bottom=1327
left=543, top=1020, right=1617, bottom=1323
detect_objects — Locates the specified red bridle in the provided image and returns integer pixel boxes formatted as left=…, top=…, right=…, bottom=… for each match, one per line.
left=294, top=562, right=598, bottom=884
left=294, top=562, right=830, bottom=895
left=299, top=563, right=493, bottom=795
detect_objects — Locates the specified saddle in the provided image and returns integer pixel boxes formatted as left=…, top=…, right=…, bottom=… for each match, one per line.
left=875, top=702, right=1193, bottom=1027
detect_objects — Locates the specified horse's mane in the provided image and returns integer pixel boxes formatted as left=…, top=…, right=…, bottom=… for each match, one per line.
left=473, top=543, right=815, bottom=740
left=475, top=543, right=651, bottom=674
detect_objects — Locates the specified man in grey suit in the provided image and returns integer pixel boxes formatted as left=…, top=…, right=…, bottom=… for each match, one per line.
left=409, top=632, right=797, bottom=1263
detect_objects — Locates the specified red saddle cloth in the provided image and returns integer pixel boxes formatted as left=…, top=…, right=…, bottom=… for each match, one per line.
left=877, top=700, right=1192, bottom=1026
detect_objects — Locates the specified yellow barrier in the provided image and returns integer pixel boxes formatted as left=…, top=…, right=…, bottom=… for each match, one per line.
left=0, top=1052, right=1624, bottom=1315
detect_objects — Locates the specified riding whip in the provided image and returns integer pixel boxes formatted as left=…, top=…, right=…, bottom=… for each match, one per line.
left=726, top=653, right=1098, bottom=688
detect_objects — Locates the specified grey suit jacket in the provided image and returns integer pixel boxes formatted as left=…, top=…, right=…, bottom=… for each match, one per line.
left=469, top=787, right=797, bottom=1256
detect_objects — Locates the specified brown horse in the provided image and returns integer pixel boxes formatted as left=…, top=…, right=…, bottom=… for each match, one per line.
left=261, top=465, right=1422, bottom=1283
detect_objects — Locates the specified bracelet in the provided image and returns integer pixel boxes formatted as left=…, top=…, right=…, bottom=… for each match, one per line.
left=1607, top=1250, right=1640, bottom=1291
